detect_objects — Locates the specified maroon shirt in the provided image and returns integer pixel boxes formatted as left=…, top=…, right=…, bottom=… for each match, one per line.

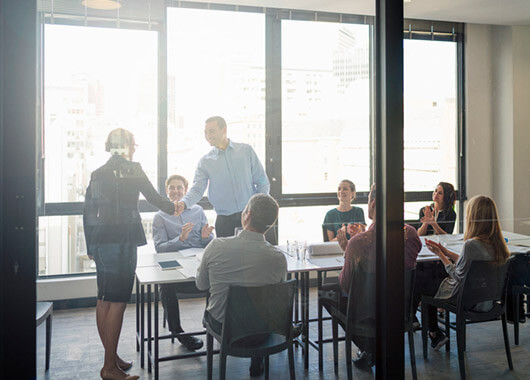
left=338, top=223, right=421, bottom=294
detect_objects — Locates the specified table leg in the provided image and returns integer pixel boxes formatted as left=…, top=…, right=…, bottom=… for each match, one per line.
left=136, top=279, right=140, bottom=352
left=317, top=271, right=323, bottom=370
left=140, top=284, right=145, bottom=369
left=154, top=284, right=159, bottom=380
left=295, top=273, right=300, bottom=323
left=302, top=272, right=309, bottom=370
left=147, top=284, right=152, bottom=373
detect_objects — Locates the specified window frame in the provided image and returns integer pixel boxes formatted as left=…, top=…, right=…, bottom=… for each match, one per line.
left=37, top=2, right=466, bottom=278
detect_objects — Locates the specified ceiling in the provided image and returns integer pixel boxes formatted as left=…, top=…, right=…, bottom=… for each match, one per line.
left=192, top=0, right=530, bottom=26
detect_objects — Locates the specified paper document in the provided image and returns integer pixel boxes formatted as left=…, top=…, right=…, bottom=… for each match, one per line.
left=177, top=259, right=200, bottom=278
left=180, top=247, right=204, bottom=258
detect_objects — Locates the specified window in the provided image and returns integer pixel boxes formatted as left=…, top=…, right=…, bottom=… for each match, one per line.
left=404, top=40, right=458, bottom=191
left=166, top=8, right=266, bottom=183
left=42, top=25, right=158, bottom=275
left=44, top=25, right=158, bottom=203
left=38, top=7, right=464, bottom=278
left=281, top=21, right=371, bottom=194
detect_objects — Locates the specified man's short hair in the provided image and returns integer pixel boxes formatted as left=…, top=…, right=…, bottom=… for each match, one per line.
left=165, top=174, right=189, bottom=189
left=205, top=116, right=227, bottom=129
left=369, top=183, right=376, bottom=201
left=246, top=194, right=279, bottom=234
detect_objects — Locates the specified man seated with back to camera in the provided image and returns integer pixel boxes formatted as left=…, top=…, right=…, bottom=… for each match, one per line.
left=195, top=194, right=287, bottom=377
left=319, top=184, right=421, bottom=369
left=152, top=174, right=214, bottom=351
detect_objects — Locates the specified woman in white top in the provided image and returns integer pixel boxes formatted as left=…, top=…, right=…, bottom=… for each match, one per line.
left=422, top=195, right=510, bottom=350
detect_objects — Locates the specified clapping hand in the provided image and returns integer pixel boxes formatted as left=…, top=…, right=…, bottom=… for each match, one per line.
left=421, top=206, right=435, bottom=225
left=175, top=201, right=186, bottom=216
left=179, top=222, right=194, bottom=241
left=201, top=223, right=214, bottom=239
left=347, top=223, right=365, bottom=237
left=425, top=239, right=445, bottom=258
left=337, top=224, right=348, bottom=252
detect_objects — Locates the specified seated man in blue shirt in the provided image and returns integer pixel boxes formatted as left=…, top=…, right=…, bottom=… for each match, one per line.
left=153, top=174, right=214, bottom=351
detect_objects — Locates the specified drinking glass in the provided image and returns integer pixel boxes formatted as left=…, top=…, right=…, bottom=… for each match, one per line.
left=298, top=240, right=307, bottom=261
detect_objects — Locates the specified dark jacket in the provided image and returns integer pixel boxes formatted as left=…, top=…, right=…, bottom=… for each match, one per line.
left=83, top=155, right=174, bottom=255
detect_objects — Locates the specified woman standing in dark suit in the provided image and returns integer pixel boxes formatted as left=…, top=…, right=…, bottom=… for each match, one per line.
left=84, top=129, right=175, bottom=380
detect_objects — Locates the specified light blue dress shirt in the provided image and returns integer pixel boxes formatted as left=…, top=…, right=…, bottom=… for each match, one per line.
left=181, top=140, right=270, bottom=215
left=152, top=204, right=214, bottom=252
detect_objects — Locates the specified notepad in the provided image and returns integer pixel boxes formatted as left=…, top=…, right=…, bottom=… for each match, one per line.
left=158, top=260, right=182, bottom=270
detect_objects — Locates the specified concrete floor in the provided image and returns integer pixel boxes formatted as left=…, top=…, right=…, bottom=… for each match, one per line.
left=37, top=289, right=530, bottom=379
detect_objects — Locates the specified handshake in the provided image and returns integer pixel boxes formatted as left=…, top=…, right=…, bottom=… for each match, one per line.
left=173, top=201, right=186, bottom=216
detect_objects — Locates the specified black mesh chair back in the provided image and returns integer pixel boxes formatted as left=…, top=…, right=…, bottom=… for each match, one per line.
left=404, top=268, right=416, bottom=326
left=457, top=259, right=511, bottom=321
left=404, top=268, right=418, bottom=380
left=345, top=267, right=376, bottom=337
left=322, top=225, right=329, bottom=242
left=222, top=280, right=297, bottom=346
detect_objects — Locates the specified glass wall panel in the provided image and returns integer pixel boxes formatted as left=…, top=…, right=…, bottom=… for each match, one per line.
left=167, top=8, right=266, bottom=183
left=281, top=21, right=371, bottom=194
left=44, top=25, right=158, bottom=203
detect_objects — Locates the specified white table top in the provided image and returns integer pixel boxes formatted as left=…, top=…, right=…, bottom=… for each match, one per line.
left=136, top=231, right=530, bottom=285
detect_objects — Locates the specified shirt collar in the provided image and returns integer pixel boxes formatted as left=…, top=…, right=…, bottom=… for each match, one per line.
left=238, top=229, right=265, bottom=241
left=212, top=139, right=234, bottom=154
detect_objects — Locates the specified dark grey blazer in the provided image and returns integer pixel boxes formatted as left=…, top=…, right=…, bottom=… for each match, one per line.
left=83, top=155, right=174, bottom=255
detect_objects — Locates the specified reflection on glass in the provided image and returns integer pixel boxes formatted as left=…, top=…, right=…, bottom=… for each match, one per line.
left=279, top=205, right=370, bottom=245
left=404, top=40, right=458, bottom=191
left=404, top=201, right=460, bottom=234
left=167, top=8, right=266, bottom=183
left=44, top=25, right=158, bottom=203
left=282, top=21, right=370, bottom=194
left=39, top=213, right=157, bottom=275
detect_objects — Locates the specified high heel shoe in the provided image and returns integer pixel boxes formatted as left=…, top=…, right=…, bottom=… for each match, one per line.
left=117, top=360, right=133, bottom=371
left=100, top=368, right=140, bottom=380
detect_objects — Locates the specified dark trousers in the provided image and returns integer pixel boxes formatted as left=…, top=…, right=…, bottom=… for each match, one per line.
left=215, top=212, right=242, bottom=238
left=319, top=283, right=375, bottom=354
left=413, top=262, right=447, bottom=332
left=160, top=282, right=202, bottom=334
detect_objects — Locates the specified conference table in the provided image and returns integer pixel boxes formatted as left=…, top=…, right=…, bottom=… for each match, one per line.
left=134, top=231, right=530, bottom=379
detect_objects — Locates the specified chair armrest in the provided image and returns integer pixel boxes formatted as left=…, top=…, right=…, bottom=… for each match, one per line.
left=290, top=322, right=303, bottom=339
left=421, top=295, right=457, bottom=313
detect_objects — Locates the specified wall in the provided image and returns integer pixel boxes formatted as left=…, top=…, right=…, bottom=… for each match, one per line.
left=512, top=26, right=530, bottom=235
left=492, top=25, right=514, bottom=231
left=465, top=24, right=494, bottom=199
left=465, top=24, right=530, bottom=234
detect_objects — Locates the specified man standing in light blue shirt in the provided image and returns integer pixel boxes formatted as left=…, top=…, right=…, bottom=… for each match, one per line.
left=176, top=116, right=270, bottom=237
left=152, top=174, right=214, bottom=351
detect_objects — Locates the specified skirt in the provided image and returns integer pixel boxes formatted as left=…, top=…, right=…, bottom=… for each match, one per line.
left=93, top=243, right=137, bottom=302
